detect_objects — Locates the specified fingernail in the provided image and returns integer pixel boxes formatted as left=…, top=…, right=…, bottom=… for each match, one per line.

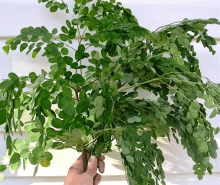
left=89, top=155, right=96, bottom=162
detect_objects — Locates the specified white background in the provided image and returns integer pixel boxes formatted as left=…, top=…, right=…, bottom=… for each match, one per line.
left=0, top=0, right=220, bottom=184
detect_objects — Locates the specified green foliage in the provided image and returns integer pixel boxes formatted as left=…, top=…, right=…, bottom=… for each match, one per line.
left=1, top=0, right=220, bottom=184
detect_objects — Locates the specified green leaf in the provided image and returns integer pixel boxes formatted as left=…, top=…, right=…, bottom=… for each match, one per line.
left=79, top=90, right=87, bottom=101
left=75, top=0, right=81, bottom=3
left=63, top=56, right=73, bottom=65
left=10, top=153, right=20, bottom=164
left=45, top=1, right=53, bottom=8
left=13, top=138, right=27, bottom=151
left=0, top=109, right=7, bottom=125
left=52, top=142, right=65, bottom=150
left=61, top=26, right=69, bottom=34
left=72, top=128, right=84, bottom=138
left=8, top=72, right=19, bottom=81
left=29, top=72, right=37, bottom=79
left=209, top=108, right=218, bottom=118
left=45, top=152, right=53, bottom=161
left=0, top=173, right=4, bottom=183
left=63, top=99, right=75, bottom=116
left=91, top=50, right=100, bottom=60
left=199, top=142, right=209, bottom=153
left=3, top=46, right=10, bottom=54
left=71, top=74, right=85, bottom=85
left=61, top=48, right=69, bottom=55
left=186, top=123, right=193, bottom=133
left=134, top=116, right=141, bottom=122
left=20, top=43, right=28, bottom=52
left=105, top=112, right=113, bottom=124
left=46, top=128, right=58, bottom=136
left=204, top=35, right=217, bottom=45
left=52, top=28, right=58, bottom=35
left=109, top=83, right=118, bottom=95
left=41, top=98, right=51, bottom=110
left=205, top=96, right=215, bottom=109
left=0, top=100, right=7, bottom=109
left=126, top=156, right=134, bottom=163
left=122, top=148, right=130, bottom=155
left=51, top=118, right=63, bottom=128
left=0, top=80, right=13, bottom=90
left=100, top=34, right=108, bottom=42
left=202, top=157, right=209, bottom=165
left=214, top=127, right=219, bottom=135
left=76, top=101, right=89, bottom=114
left=0, top=165, right=7, bottom=172
left=59, top=3, right=66, bottom=10
left=40, top=159, right=50, bottom=167
left=59, top=34, right=68, bottom=41
left=50, top=6, right=58, bottom=12
left=20, top=149, right=30, bottom=159
left=82, top=7, right=89, bottom=15
left=62, top=86, right=72, bottom=100
left=33, top=165, right=39, bottom=177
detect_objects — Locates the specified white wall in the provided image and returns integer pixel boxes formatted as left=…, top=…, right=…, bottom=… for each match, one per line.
left=0, top=0, right=220, bottom=184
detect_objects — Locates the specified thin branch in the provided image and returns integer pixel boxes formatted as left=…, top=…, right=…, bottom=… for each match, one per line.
left=68, top=85, right=80, bottom=102
left=79, top=79, right=98, bottom=90
left=77, top=26, right=81, bottom=44
left=61, top=0, right=74, bottom=18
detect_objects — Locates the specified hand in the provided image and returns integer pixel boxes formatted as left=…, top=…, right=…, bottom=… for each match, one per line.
left=65, top=153, right=105, bottom=185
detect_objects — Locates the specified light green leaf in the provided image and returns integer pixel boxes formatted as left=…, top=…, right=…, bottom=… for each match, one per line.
left=122, top=148, right=130, bottom=155
left=210, top=108, right=218, bottom=118
left=126, top=156, right=134, bottom=163
left=0, top=173, right=4, bottom=182
left=199, top=142, right=209, bottom=153
left=186, top=123, right=193, bottom=133
left=40, top=159, right=50, bottom=167
left=91, top=50, right=100, bottom=60
left=33, top=165, right=39, bottom=177
left=20, top=149, right=30, bottom=159
left=205, top=96, right=215, bottom=109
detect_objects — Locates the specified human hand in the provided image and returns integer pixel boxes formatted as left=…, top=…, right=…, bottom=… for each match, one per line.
left=65, top=153, right=105, bottom=185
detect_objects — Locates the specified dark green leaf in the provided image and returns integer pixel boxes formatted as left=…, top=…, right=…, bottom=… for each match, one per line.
left=61, top=26, right=68, bottom=34
left=59, top=34, right=68, bottom=41
left=0, top=100, right=7, bottom=109
left=50, top=6, right=58, bottom=12
left=52, top=28, right=58, bottom=35
left=63, top=56, right=73, bottom=65
left=51, top=118, right=63, bottom=128
left=0, top=109, right=7, bottom=125
left=20, top=43, right=28, bottom=52
left=76, top=101, right=89, bottom=114
left=8, top=72, right=19, bottom=81
left=0, top=165, right=7, bottom=172
left=61, top=48, right=69, bottom=55
left=71, top=74, right=85, bottom=85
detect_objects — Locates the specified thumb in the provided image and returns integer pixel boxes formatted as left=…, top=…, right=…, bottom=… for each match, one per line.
left=85, top=155, right=98, bottom=177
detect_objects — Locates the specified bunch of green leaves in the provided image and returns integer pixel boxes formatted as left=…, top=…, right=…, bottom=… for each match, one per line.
left=1, top=0, right=220, bottom=184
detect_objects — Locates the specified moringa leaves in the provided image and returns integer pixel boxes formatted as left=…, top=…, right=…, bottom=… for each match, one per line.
left=1, top=0, right=220, bottom=184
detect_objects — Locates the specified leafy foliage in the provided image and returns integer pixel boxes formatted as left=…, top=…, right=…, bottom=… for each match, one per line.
left=1, top=0, right=220, bottom=184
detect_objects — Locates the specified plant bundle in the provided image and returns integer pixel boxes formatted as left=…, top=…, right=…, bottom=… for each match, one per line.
left=0, top=0, right=220, bottom=184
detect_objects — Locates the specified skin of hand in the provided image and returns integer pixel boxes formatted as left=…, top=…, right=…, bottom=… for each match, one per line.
left=65, top=153, right=105, bottom=185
